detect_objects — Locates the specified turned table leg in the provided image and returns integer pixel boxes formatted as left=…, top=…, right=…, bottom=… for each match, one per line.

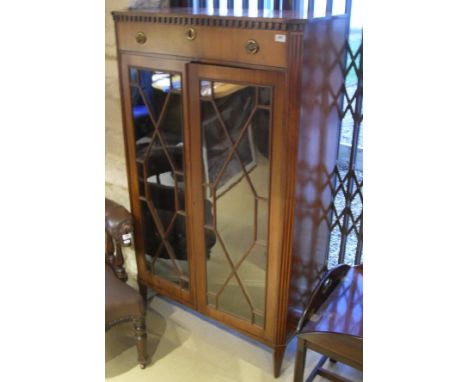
left=133, top=316, right=148, bottom=369
left=138, top=279, right=148, bottom=302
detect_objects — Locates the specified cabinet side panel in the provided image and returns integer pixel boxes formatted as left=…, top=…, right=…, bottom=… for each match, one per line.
left=287, top=16, right=349, bottom=335
left=273, top=31, right=303, bottom=349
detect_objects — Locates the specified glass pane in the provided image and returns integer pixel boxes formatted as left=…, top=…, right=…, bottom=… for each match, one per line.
left=217, top=278, right=253, bottom=322
left=202, top=80, right=272, bottom=326
left=130, top=67, right=189, bottom=290
left=257, top=87, right=271, bottom=106
left=256, top=199, right=269, bottom=243
left=237, top=243, right=267, bottom=327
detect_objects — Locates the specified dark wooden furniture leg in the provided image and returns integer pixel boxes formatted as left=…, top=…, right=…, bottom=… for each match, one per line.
left=133, top=316, right=148, bottom=369
left=138, top=279, right=148, bottom=302
left=113, top=243, right=128, bottom=282
left=105, top=231, right=128, bottom=282
left=293, top=337, right=307, bottom=382
left=273, top=345, right=286, bottom=378
left=105, top=231, right=114, bottom=264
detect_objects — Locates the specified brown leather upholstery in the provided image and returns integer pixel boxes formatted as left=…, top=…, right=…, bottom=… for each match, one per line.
left=105, top=199, right=149, bottom=368
left=105, top=198, right=134, bottom=246
left=105, top=264, right=144, bottom=324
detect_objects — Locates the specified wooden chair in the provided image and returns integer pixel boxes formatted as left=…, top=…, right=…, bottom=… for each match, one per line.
left=293, top=264, right=363, bottom=382
left=105, top=198, right=149, bottom=369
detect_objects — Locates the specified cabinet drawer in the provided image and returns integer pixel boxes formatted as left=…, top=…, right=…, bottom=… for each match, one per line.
left=116, top=22, right=288, bottom=68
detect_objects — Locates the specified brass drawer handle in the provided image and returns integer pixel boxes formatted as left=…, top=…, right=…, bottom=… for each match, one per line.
left=245, top=39, right=260, bottom=55
left=135, top=31, right=147, bottom=44
left=185, top=27, right=197, bottom=41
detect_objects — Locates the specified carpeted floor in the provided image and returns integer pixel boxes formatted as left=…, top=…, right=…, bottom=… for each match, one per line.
left=105, top=295, right=362, bottom=382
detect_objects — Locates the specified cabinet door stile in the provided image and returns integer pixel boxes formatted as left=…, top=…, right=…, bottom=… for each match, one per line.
left=186, top=63, right=208, bottom=310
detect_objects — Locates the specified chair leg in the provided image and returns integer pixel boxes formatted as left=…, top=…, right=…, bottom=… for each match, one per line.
left=138, top=279, right=148, bottom=302
left=133, top=316, right=149, bottom=369
left=293, top=337, right=307, bottom=382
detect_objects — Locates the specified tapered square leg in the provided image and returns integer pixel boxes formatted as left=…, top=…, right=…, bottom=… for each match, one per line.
left=273, top=345, right=286, bottom=378
left=293, top=337, right=307, bottom=382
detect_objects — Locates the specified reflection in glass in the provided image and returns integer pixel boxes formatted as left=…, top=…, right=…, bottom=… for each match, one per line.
left=201, top=81, right=272, bottom=327
left=130, top=67, right=190, bottom=289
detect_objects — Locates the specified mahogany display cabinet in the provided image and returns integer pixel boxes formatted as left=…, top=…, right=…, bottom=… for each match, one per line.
left=112, top=7, right=348, bottom=377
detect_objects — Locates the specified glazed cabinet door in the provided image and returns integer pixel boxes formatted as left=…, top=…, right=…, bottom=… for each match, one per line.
left=119, top=54, right=195, bottom=305
left=188, top=64, right=286, bottom=341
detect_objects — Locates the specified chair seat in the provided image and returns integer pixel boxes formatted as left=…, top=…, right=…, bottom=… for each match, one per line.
left=105, top=264, right=144, bottom=324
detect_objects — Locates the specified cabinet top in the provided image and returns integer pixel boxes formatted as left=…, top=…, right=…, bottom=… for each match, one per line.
left=112, top=7, right=308, bottom=32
